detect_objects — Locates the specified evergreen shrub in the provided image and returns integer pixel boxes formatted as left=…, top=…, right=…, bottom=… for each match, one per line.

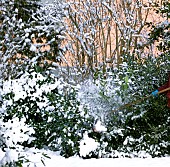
left=84, top=53, right=170, bottom=158
left=1, top=67, right=93, bottom=158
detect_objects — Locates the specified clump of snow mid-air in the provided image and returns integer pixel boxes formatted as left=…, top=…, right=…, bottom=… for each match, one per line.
left=93, top=119, right=107, bottom=133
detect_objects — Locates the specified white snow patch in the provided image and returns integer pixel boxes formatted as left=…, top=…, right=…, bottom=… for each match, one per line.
left=79, top=132, right=99, bottom=157
left=93, top=119, right=107, bottom=132
left=30, top=44, right=37, bottom=52
left=0, top=149, right=18, bottom=166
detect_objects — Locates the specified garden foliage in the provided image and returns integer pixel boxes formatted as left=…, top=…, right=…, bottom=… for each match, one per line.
left=0, top=0, right=170, bottom=166
left=1, top=68, right=93, bottom=158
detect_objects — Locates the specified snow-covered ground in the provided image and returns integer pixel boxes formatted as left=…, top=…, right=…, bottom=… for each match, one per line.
left=0, top=148, right=170, bottom=167
left=43, top=156, right=170, bottom=167
left=36, top=156, right=170, bottom=167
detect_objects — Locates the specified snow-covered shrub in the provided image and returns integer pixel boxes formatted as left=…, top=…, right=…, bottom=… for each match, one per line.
left=0, top=117, right=35, bottom=151
left=149, top=1, right=170, bottom=54
left=115, top=1, right=170, bottom=156
left=0, top=0, right=64, bottom=80
left=1, top=68, right=93, bottom=158
left=0, top=147, right=52, bottom=167
left=0, top=117, right=36, bottom=166
left=78, top=52, right=170, bottom=158
left=110, top=55, right=170, bottom=157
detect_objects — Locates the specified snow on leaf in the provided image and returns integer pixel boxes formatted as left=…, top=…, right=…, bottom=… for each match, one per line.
left=30, top=44, right=37, bottom=52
